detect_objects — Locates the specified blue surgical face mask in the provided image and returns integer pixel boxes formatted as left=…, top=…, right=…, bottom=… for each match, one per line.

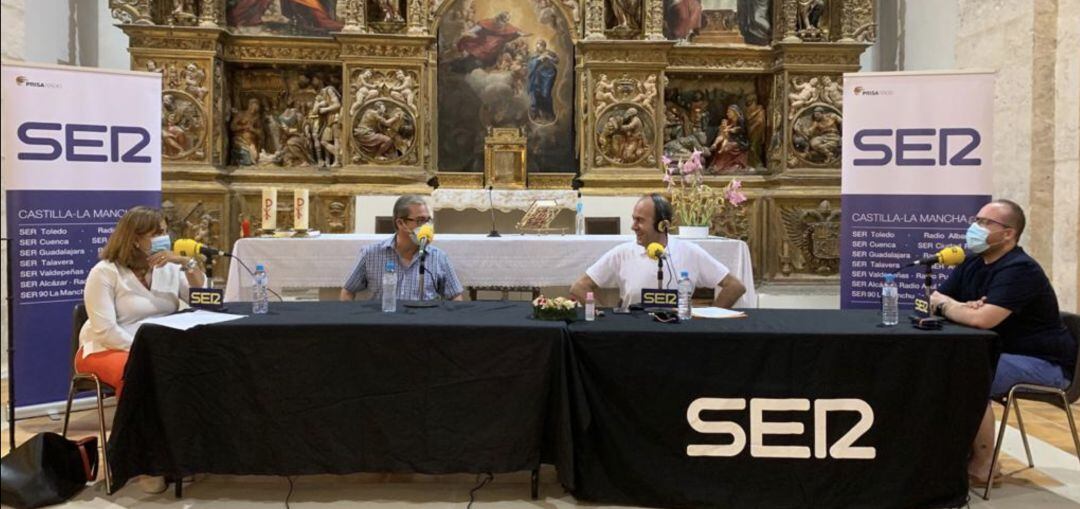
left=149, top=234, right=172, bottom=254
left=965, top=223, right=990, bottom=253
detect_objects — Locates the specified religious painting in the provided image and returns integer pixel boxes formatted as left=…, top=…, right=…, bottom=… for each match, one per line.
left=227, top=65, right=344, bottom=168
left=437, top=0, right=576, bottom=173
left=663, top=74, right=770, bottom=175
left=664, top=0, right=770, bottom=45
left=226, top=0, right=344, bottom=36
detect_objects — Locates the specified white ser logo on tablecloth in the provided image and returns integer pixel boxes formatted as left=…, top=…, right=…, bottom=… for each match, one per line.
left=686, top=398, right=876, bottom=459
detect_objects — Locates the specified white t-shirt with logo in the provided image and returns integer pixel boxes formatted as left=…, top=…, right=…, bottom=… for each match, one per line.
left=585, top=237, right=730, bottom=307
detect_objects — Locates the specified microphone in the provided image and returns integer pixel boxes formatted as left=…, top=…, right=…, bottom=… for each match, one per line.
left=486, top=186, right=501, bottom=238
left=647, top=242, right=667, bottom=289
left=904, top=245, right=966, bottom=268
left=173, top=238, right=229, bottom=258
left=414, top=224, right=435, bottom=254
left=646, top=242, right=667, bottom=261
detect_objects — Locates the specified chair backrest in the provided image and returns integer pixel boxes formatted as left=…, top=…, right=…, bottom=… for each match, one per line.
left=1062, top=311, right=1080, bottom=404
left=71, top=303, right=88, bottom=362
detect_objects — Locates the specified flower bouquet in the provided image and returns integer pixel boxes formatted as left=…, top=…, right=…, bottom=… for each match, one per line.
left=662, top=149, right=747, bottom=236
left=532, top=295, right=579, bottom=321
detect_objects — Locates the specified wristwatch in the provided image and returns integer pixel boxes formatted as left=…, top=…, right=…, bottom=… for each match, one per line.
left=181, top=257, right=199, bottom=272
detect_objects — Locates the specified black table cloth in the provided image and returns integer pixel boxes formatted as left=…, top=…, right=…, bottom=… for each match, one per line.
left=566, top=309, right=998, bottom=509
left=107, top=301, right=573, bottom=490
left=106, top=304, right=997, bottom=509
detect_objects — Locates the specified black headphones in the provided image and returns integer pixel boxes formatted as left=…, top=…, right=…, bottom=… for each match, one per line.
left=649, top=193, right=673, bottom=233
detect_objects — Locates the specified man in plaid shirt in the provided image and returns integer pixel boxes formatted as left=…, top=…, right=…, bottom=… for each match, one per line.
left=340, top=195, right=464, bottom=302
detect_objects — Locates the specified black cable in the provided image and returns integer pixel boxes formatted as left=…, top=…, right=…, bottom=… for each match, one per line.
left=466, top=472, right=493, bottom=509
left=230, top=254, right=284, bottom=302
left=284, top=475, right=294, bottom=509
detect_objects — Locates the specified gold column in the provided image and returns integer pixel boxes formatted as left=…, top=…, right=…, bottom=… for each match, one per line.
left=584, top=0, right=606, bottom=40
left=643, top=0, right=665, bottom=41
left=338, top=0, right=366, bottom=32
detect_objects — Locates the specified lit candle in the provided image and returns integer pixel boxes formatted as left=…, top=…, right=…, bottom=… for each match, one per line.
left=294, top=189, right=309, bottom=231
left=261, top=188, right=277, bottom=232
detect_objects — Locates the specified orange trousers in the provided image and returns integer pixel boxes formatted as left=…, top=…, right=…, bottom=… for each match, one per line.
left=74, top=347, right=129, bottom=399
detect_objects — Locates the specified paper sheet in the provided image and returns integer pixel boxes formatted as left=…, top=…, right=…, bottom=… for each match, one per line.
left=139, top=310, right=247, bottom=331
left=691, top=307, right=747, bottom=319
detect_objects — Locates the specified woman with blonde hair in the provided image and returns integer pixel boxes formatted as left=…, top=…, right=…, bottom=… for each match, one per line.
left=78, top=206, right=205, bottom=398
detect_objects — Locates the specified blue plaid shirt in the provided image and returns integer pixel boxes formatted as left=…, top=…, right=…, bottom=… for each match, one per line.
left=343, top=236, right=464, bottom=301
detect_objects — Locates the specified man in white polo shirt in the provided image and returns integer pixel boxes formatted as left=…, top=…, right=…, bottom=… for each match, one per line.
left=570, top=193, right=746, bottom=308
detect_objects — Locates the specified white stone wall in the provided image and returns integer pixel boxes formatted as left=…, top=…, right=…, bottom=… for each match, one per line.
left=954, top=0, right=1079, bottom=312
left=1052, top=0, right=1079, bottom=312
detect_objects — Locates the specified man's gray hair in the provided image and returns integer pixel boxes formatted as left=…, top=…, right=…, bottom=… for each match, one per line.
left=393, top=194, right=428, bottom=219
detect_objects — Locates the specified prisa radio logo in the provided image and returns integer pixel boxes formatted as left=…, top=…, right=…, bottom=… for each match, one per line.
left=15, top=75, right=61, bottom=89
left=853, top=86, right=893, bottom=96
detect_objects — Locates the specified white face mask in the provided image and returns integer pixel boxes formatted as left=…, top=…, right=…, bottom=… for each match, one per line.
left=149, top=234, right=172, bottom=254
left=964, top=223, right=991, bottom=253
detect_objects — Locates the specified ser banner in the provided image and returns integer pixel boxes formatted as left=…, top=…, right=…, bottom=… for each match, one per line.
left=2, top=62, right=161, bottom=408
left=840, top=71, right=994, bottom=310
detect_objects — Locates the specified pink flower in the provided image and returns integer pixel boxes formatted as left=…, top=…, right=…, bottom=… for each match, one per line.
left=663, top=173, right=671, bottom=184
left=727, top=190, right=747, bottom=206
left=690, top=149, right=703, bottom=165
left=729, top=179, right=742, bottom=191
left=682, top=158, right=699, bottom=176
left=662, top=155, right=673, bottom=167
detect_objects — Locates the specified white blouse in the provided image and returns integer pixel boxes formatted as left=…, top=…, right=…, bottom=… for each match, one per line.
left=79, top=260, right=190, bottom=357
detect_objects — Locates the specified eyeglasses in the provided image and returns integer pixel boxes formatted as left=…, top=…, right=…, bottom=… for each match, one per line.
left=974, top=217, right=1013, bottom=230
left=402, top=216, right=432, bottom=226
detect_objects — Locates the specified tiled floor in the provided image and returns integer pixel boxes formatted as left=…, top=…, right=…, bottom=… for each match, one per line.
left=2, top=386, right=1077, bottom=508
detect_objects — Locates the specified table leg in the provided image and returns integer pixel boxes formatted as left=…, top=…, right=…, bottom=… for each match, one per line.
left=530, top=468, right=539, bottom=500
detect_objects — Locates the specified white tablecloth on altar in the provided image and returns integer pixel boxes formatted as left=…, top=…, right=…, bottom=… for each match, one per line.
left=224, top=234, right=757, bottom=308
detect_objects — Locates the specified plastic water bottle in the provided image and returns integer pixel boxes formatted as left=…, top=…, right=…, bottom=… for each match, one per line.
left=575, top=192, right=585, bottom=235
left=881, top=273, right=899, bottom=326
left=252, top=264, right=269, bottom=315
left=382, top=260, right=397, bottom=313
left=677, top=271, right=693, bottom=321
left=585, top=291, right=596, bottom=321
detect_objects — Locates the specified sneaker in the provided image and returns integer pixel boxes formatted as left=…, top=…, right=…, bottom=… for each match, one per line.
left=137, top=475, right=168, bottom=494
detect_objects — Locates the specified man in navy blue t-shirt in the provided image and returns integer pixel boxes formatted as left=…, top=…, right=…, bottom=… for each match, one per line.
left=931, top=199, right=1076, bottom=487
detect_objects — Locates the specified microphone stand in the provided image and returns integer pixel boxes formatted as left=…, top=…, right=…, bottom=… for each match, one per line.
left=204, top=253, right=215, bottom=289
left=657, top=256, right=664, bottom=290
left=486, top=186, right=501, bottom=238
left=418, top=246, right=427, bottom=301
left=4, top=237, right=15, bottom=451
left=923, top=263, right=934, bottom=317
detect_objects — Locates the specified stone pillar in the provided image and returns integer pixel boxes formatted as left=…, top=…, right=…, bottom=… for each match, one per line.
left=956, top=0, right=1079, bottom=311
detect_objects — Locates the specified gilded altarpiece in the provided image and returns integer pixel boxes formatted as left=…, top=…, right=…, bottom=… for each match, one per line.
left=115, top=0, right=873, bottom=285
